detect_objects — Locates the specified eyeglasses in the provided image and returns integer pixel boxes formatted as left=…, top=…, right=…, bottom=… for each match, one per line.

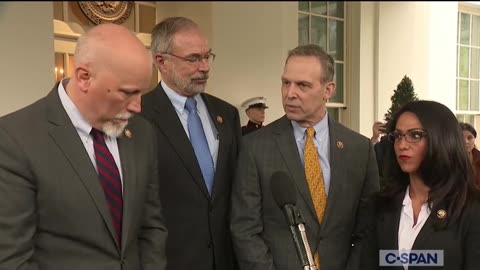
left=162, top=52, right=216, bottom=66
left=387, top=129, right=427, bottom=143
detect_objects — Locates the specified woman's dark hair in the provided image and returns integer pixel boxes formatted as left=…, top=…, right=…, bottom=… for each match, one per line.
left=380, top=100, right=476, bottom=221
left=460, top=122, right=477, bottom=138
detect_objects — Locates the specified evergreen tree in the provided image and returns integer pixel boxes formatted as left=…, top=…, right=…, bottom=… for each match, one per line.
left=378, top=75, right=419, bottom=190
left=384, top=75, right=419, bottom=123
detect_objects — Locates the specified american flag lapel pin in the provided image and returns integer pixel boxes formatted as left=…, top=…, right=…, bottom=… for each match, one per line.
left=124, top=129, right=132, bottom=138
left=336, top=141, right=344, bottom=149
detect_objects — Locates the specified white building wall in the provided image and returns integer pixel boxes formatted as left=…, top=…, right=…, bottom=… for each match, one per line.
left=348, top=2, right=378, bottom=136
left=0, top=1, right=461, bottom=133
left=425, top=2, right=458, bottom=110
left=155, top=1, right=460, bottom=135
left=374, top=2, right=458, bottom=126
left=0, top=2, right=54, bottom=116
left=209, top=2, right=298, bottom=126
left=155, top=2, right=298, bottom=126
left=376, top=2, right=428, bottom=124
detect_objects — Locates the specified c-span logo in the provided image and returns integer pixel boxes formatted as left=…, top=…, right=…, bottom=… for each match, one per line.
left=379, top=250, right=444, bottom=266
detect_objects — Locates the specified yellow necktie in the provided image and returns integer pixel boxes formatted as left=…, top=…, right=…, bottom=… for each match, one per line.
left=304, top=127, right=327, bottom=269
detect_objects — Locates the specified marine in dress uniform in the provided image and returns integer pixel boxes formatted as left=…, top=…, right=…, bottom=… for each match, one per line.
left=241, top=97, right=268, bottom=136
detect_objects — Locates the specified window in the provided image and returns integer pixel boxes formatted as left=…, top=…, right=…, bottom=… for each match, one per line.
left=136, top=1, right=156, bottom=34
left=298, top=1, right=345, bottom=122
left=456, top=7, right=480, bottom=126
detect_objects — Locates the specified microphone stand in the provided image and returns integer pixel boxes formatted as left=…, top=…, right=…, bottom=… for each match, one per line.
left=298, top=223, right=317, bottom=270
left=292, top=207, right=317, bottom=270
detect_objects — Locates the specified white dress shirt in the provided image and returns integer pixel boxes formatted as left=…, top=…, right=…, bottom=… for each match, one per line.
left=58, top=79, right=124, bottom=191
left=398, top=185, right=431, bottom=270
left=161, top=81, right=219, bottom=168
left=291, top=114, right=331, bottom=195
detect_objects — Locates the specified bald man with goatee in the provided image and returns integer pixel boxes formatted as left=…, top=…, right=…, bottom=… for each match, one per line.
left=0, top=24, right=167, bottom=270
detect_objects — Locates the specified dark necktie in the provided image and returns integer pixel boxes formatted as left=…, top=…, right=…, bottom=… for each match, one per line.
left=90, top=128, right=123, bottom=245
left=184, top=97, right=215, bottom=194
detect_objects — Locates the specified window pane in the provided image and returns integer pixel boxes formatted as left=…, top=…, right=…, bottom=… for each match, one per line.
left=328, top=1, right=344, bottom=18
left=466, top=114, right=475, bottom=124
left=461, top=13, right=471, bottom=45
left=329, top=19, right=344, bottom=61
left=456, top=114, right=465, bottom=122
left=459, top=79, right=469, bottom=110
left=311, top=16, right=327, bottom=49
left=54, top=53, right=65, bottom=83
left=458, top=12, right=461, bottom=43
left=472, top=48, right=480, bottom=79
left=299, top=1, right=309, bottom=12
left=311, top=1, right=327, bottom=15
left=330, top=63, right=344, bottom=103
left=67, top=54, right=74, bottom=78
left=139, top=5, right=156, bottom=33
left=460, top=46, right=470, bottom=78
left=327, top=107, right=339, bottom=122
left=471, top=80, right=479, bottom=111
left=53, top=2, right=64, bottom=21
left=457, top=46, right=460, bottom=77
left=472, top=14, right=480, bottom=47
left=299, top=13, right=309, bottom=45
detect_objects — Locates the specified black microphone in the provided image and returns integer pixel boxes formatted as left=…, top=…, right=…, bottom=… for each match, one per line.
left=271, top=171, right=309, bottom=268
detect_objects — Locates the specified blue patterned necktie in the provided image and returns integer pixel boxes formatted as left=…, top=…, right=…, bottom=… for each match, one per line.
left=185, top=97, right=215, bottom=194
left=90, top=128, right=123, bottom=245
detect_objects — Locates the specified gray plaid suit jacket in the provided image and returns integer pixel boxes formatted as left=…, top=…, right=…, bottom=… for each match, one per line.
left=0, top=85, right=167, bottom=270
left=231, top=115, right=379, bottom=270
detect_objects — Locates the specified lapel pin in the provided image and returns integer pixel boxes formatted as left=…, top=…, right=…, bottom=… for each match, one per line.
left=437, top=209, right=447, bottom=219
left=124, top=129, right=132, bottom=138
left=336, top=141, right=344, bottom=149
left=216, top=116, right=223, bottom=124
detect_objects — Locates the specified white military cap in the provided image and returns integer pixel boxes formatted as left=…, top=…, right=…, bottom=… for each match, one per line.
left=241, top=97, right=269, bottom=110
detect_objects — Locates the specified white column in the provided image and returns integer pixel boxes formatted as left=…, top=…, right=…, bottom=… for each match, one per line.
left=376, top=2, right=458, bottom=119
left=352, top=2, right=458, bottom=137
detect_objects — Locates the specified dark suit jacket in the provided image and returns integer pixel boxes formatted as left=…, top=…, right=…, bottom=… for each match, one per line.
left=140, top=83, right=241, bottom=270
left=472, top=148, right=480, bottom=187
left=230, top=115, right=380, bottom=270
left=374, top=136, right=391, bottom=177
left=370, top=192, right=480, bottom=270
left=0, top=86, right=167, bottom=269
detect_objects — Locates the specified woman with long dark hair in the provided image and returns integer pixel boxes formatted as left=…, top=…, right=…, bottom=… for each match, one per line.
left=369, top=100, right=480, bottom=270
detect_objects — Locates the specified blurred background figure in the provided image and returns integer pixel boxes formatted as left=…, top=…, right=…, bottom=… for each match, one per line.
left=460, top=122, right=480, bottom=186
left=241, top=96, right=268, bottom=135
left=371, top=121, right=387, bottom=144
left=371, top=120, right=389, bottom=183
